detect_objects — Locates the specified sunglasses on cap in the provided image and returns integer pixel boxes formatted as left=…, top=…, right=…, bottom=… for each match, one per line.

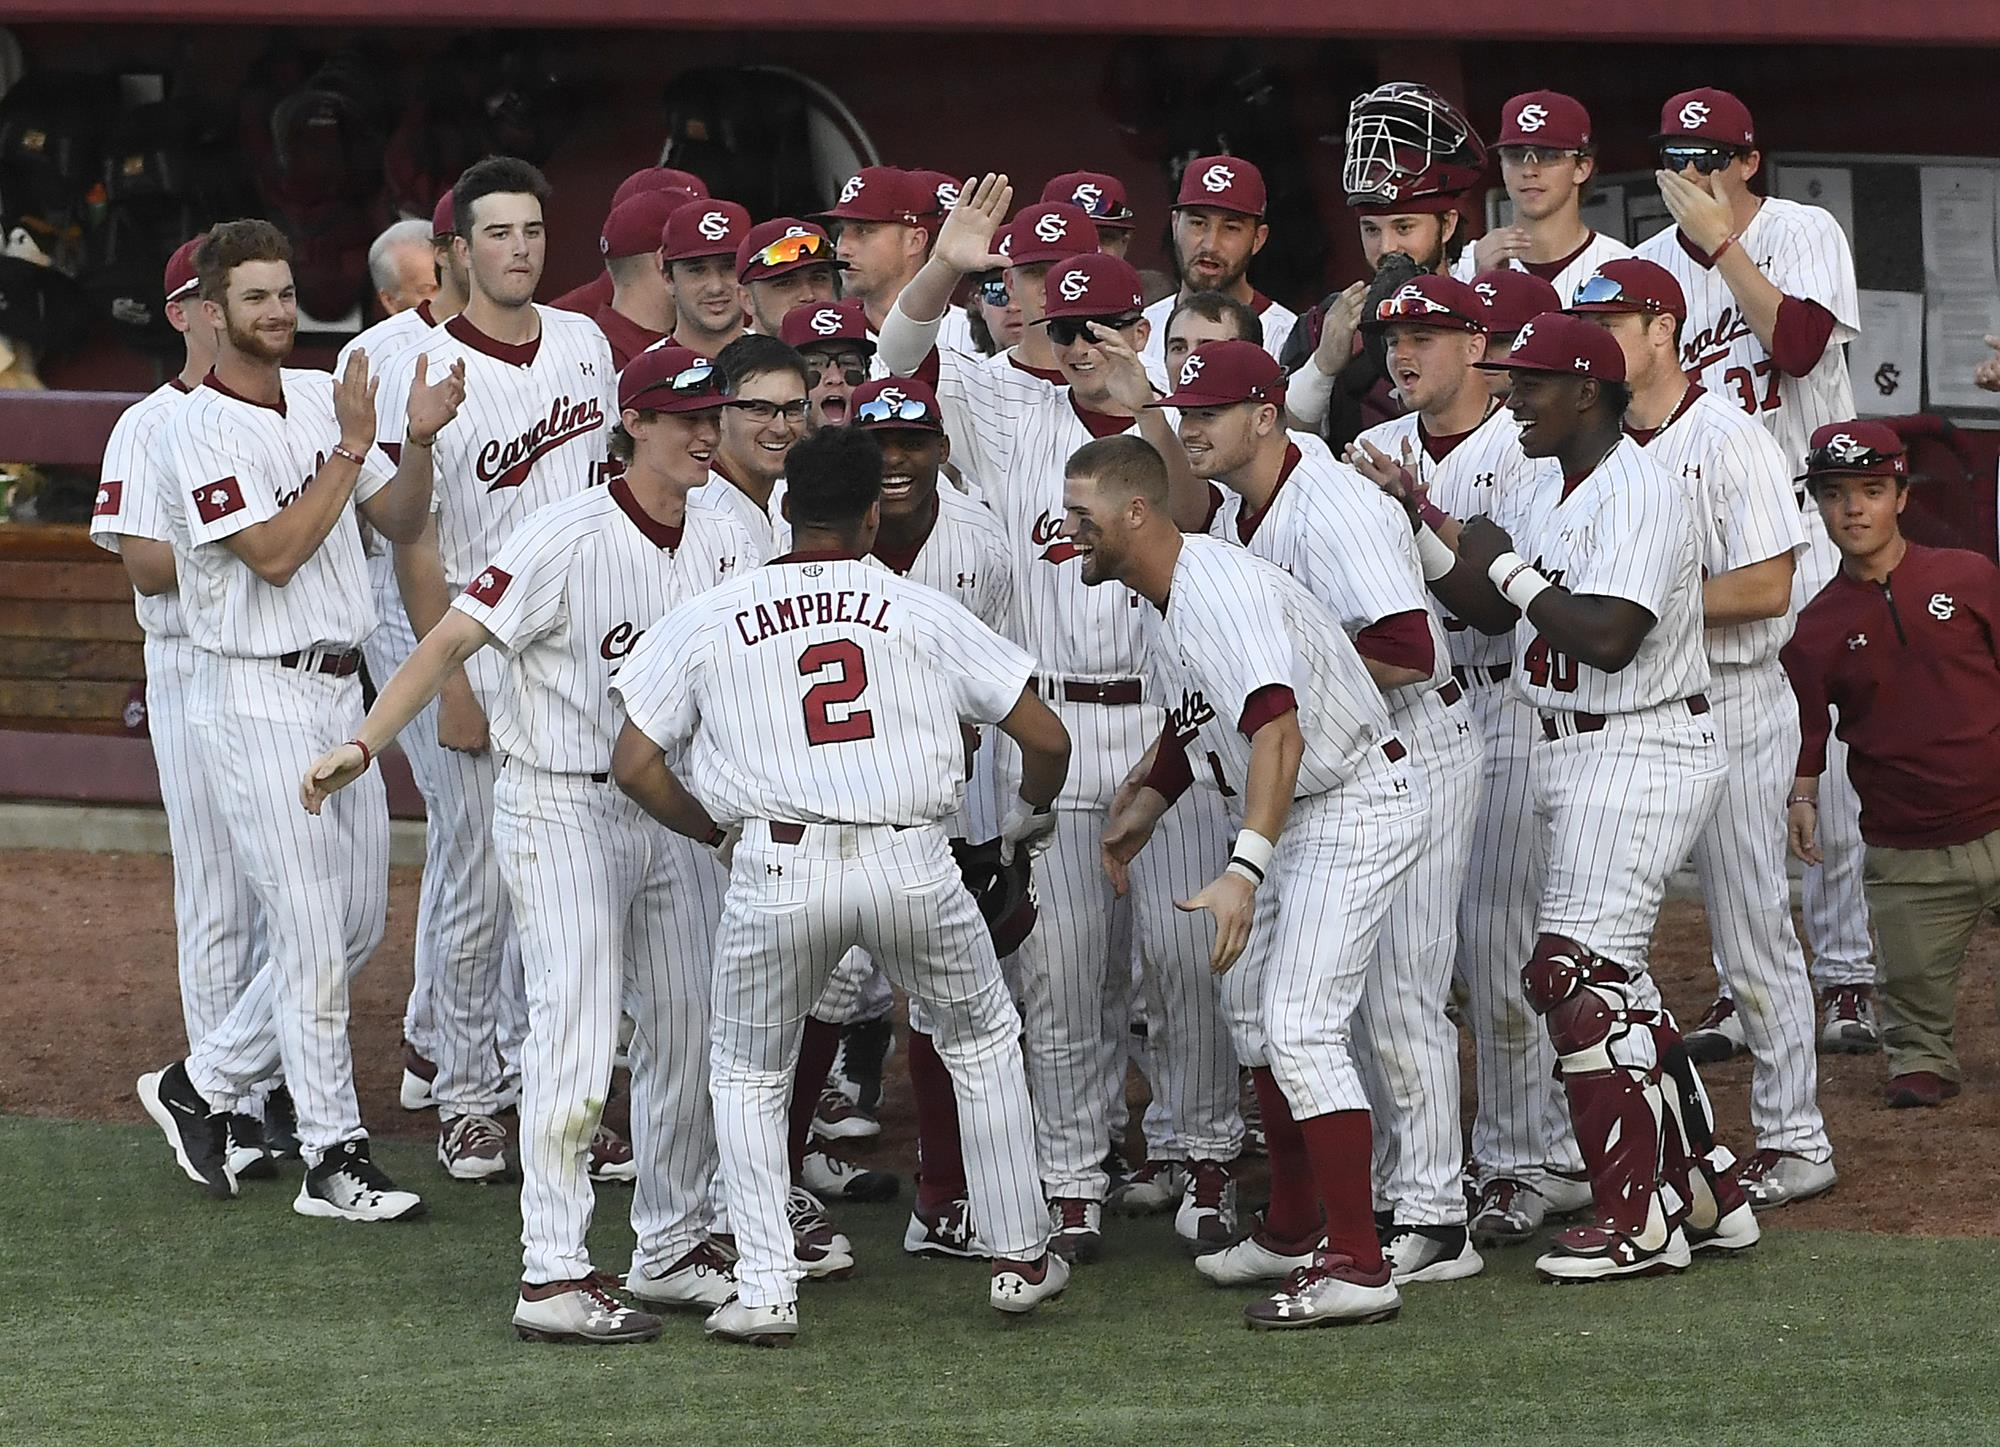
left=1497, top=145, right=1584, bottom=168
left=1375, top=292, right=1476, bottom=327
left=752, top=232, right=831, bottom=268
left=1804, top=438, right=1904, bottom=475
left=975, top=277, right=1011, bottom=308
left=1069, top=193, right=1133, bottom=224
left=632, top=357, right=719, bottom=402
left=854, top=394, right=938, bottom=425
left=1659, top=144, right=1740, bottom=175
left=727, top=397, right=810, bottom=424
left=1046, top=314, right=1142, bottom=347
left=1570, top=272, right=1660, bottom=310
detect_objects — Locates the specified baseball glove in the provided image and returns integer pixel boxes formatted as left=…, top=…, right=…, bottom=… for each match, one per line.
left=950, top=835, right=1039, bottom=958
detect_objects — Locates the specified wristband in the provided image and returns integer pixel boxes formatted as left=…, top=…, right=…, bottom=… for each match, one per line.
left=332, top=444, right=367, bottom=468
left=1787, top=795, right=1818, bottom=809
left=1709, top=233, right=1740, bottom=264
left=346, top=738, right=373, bottom=771
left=1228, top=827, right=1275, bottom=885
left=1486, top=550, right=1553, bottom=612
left=1415, top=524, right=1457, bottom=581
left=1225, top=861, right=1264, bottom=886
left=1418, top=500, right=1452, bottom=533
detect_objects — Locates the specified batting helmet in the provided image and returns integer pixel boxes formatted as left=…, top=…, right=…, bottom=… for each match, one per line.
left=1342, top=82, right=1486, bottom=211
left=951, top=836, right=1039, bottom=958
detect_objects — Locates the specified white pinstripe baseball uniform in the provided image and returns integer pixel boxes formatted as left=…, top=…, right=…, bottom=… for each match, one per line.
left=374, top=307, right=617, bottom=1121
left=1141, top=292, right=1297, bottom=375
left=986, top=387, right=1241, bottom=1198
left=92, top=379, right=271, bottom=1066
left=1452, top=230, right=1632, bottom=310
left=610, top=557, right=1050, bottom=1310
left=1633, top=386, right=1829, bottom=1162
left=1356, top=406, right=1572, bottom=1186
left=1638, top=199, right=1870, bottom=990
left=157, top=371, right=395, bottom=1161
left=1143, top=534, right=1426, bottom=1125
left=449, top=480, right=752, bottom=1286
left=925, top=346, right=1065, bottom=498
left=1211, top=435, right=1480, bottom=1226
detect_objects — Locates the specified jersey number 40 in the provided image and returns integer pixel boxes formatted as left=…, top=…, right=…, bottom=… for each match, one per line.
left=799, top=640, right=877, bottom=745
left=1523, top=633, right=1579, bottom=692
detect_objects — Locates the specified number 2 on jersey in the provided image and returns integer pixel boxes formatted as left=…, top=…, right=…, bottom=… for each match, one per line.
left=799, top=639, right=876, bottom=745
left=1523, top=633, right=1579, bottom=692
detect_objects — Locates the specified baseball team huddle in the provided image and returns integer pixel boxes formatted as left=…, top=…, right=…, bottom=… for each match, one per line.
left=98, top=77, right=1912, bottom=1346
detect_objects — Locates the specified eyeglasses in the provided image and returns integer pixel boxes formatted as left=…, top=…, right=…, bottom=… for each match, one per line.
left=1046, top=314, right=1141, bottom=347
left=805, top=349, right=868, bottom=381
left=854, top=394, right=937, bottom=425
left=1497, top=145, right=1582, bottom=168
left=1659, top=144, right=1739, bottom=175
left=975, top=277, right=1011, bottom=308
left=751, top=232, right=829, bottom=268
left=727, top=398, right=810, bottom=424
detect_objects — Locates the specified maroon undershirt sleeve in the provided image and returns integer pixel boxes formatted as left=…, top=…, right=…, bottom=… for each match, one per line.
left=1352, top=609, right=1436, bottom=676
left=1770, top=296, right=1839, bottom=378
left=1238, top=684, right=1298, bottom=738
left=1142, top=726, right=1194, bottom=802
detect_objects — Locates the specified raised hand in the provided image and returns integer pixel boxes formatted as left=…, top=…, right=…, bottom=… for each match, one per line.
left=932, top=172, right=1014, bottom=277
left=333, top=348, right=380, bottom=454
left=407, top=354, right=467, bottom=448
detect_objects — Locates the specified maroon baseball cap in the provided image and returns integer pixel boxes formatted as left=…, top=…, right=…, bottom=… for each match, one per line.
left=1042, top=171, right=1134, bottom=229
left=659, top=199, right=751, bottom=264
left=1656, top=88, right=1756, bottom=147
left=611, top=166, right=709, bottom=210
left=780, top=298, right=875, bottom=353
left=1496, top=91, right=1593, bottom=151
left=850, top=376, right=945, bottom=434
left=1365, top=273, right=1489, bottom=333
left=999, top=203, right=1100, bottom=268
left=618, top=343, right=728, bottom=413
left=737, top=219, right=839, bottom=283
left=599, top=190, right=682, bottom=261
left=907, top=170, right=963, bottom=231
left=1801, top=421, right=1908, bottom=482
left=163, top=234, right=204, bottom=303
left=1567, top=257, right=1688, bottom=324
left=1153, top=339, right=1285, bottom=409
left=1475, top=311, right=1625, bottom=381
left=1470, top=269, right=1562, bottom=335
left=1174, top=155, right=1267, bottom=216
left=430, top=191, right=455, bottom=239
left=820, top=166, right=925, bottom=226
left=1038, top=253, right=1146, bottom=321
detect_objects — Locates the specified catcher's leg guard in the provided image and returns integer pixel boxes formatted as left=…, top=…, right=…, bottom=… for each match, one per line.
left=1656, top=1034, right=1748, bottom=1232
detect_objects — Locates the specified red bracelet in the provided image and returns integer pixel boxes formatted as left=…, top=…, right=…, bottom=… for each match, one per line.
left=1709, top=233, right=1739, bottom=264
left=332, top=444, right=366, bottom=468
left=346, top=738, right=373, bottom=771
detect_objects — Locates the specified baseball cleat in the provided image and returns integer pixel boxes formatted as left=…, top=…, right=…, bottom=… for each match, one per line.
left=1470, top=1178, right=1549, bottom=1248
left=513, top=1275, right=662, bottom=1344
left=1537, top=1169, right=1595, bottom=1219
left=262, top=1085, right=301, bottom=1161
left=627, top=1240, right=737, bottom=1311
left=1244, top=1253, right=1401, bottom=1330
left=704, top=1296, right=799, bottom=1347
left=811, top=1086, right=880, bottom=1142
left=1535, top=1224, right=1690, bottom=1282
left=1383, top=1223, right=1485, bottom=1284
left=438, top=1112, right=510, bottom=1183
left=1682, top=996, right=1747, bottom=1065
left=1108, top=1159, right=1188, bottom=1216
left=1174, top=1160, right=1238, bottom=1251
left=137, top=1062, right=236, bottom=1199
left=293, top=1140, right=426, bottom=1223
left=226, top=1112, right=278, bottom=1182
left=833, top=1016, right=895, bottom=1115
left=1883, top=1072, right=1960, bottom=1109
left=1687, top=1199, right=1762, bottom=1254
left=801, top=1141, right=901, bottom=1203
left=991, top=1250, right=1070, bottom=1314
left=788, top=1186, right=856, bottom=1278
left=1047, top=1197, right=1103, bottom=1263
left=1193, top=1220, right=1318, bottom=1285
left=905, top=1198, right=985, bottom=1259
left=1818, top=985, right=1881, bottom=1054
left=1737, top=1149, right=1837, bottom=1210
left=587, top=1125, right=637, bottom=1184
left=399, top=1040, right=437, bottom=1112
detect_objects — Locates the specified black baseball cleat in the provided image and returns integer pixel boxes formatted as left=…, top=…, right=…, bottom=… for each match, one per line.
left=837, top=1017, right=894, bottom=1116
left=137, top=1061, right=237, bottom=1199
left=263, top=1084, right=302, bottom=1161
left=227, top=1112, right=280, bottom=1181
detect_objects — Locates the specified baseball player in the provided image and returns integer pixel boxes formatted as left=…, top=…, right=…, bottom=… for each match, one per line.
left=373, top=156, right=617, bottom=1182
left=1174, top=339, right=1482, bottom=1283
left=1139, top=155, right=1296, bottom=374
left=1470, top=268, right=1563, bottom=397
left=781, top=298, right=875, bottom=429
left=1080, top=434, right=1425, bottom=1329
left=1635, top=88, right=1875, bottom=1049
left=823, top=166, right=934, bottom=332
left=1571, top=256, right=1837, bottom=1210
left=607, top=425, right=1073, bottom=1344
left=94, top=234, right=284, bottom=1179
left=1042, top=170, right=1136, bottom=259
left=550, top=165, right=708, bottom=318
left=135, top=218, right=456, bottom=1220
left=661, top=198, right=751, bottom=358
left=1340, top=278, right=1586, bottom=1248
left=699, top=334, right=809, bottom=541
left=1453, top=92, right=1631, bottom=298
left=590, top=189, right=681, bottom=368
left=304, top=344, right=753, bottom=1343
left=739, top=218, right=842, bottom=336
left=1163, top=292, right=1261, bottom=384
left=964, top=265, right=1022, bottom=358
left=1412, top=312, right=1756, bottom=1280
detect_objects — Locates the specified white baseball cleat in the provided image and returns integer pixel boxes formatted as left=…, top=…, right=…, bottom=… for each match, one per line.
left=1737, top=1150, right=1838, bottom=1210
left=1193, top=1225, right=1318, bottom=1286
left=437, top=1113, right=509, bottom=1183
left=1536, top=1224, right=1691, bottom=1282
left=626, top=1240, right=737, bottom=1311
left=513, top=1277, right=662, bottom=1344
left=1174, top=1161, right=1238, bottom=1252
left=1683, top=996, right=1747, bottom=1064
left=1688, top=1199, right=1762, bottom=1254
left=293, top=1140, right=425, bottom=1223
left=1383, top=1224, right=1486, bottom=1284
left=990, top=1250, right=1070, bottom=1314
left=1470, top=1178, right=1549, bottom=1248
left=905, top=1198, right=985, bottom=1259
left=1243, top=1254, right=1401, bottom=1330
left=1537, top=1170, right=1595, bottom=1219
left=1108, top=1160, right=1188, bottom=1216
left=704, top=1296, right=799, bottom=1347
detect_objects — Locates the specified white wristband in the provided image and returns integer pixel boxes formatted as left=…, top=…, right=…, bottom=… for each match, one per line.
left=1486, top=550, right=1553, bottom=613
left=1225, top=861, right=1264, bottom=886
left=1415, top=524, right=1456, bottom=581
left=1229, top=828, right=1275, bottom=885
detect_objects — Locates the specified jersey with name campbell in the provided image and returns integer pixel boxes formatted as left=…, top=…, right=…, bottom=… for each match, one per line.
left=1636, top=197, right=1858, bottom=471
left=1148, top=534, right=1397, bottom=809
left=376, top=306, right=616, bottom=590
left=1356, top=404, right=1553, bottom=671
left=160, top=370, right=395, bottom=658
left=90, top=380, right=192, bottom=639
left=1451, top=230, right=1634, bottom=310
left=1633, top=386, right=1807, bottom=668
left=1505, top=436, right=1710, bottom=714
left=451, top=482, right=753, bottom=774
left=1208, top=433, right=1451, bottom=713
left=612, top=556, right=1033, bottom=827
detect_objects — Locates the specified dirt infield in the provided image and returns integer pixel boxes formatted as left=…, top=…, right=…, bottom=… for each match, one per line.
left=3, top=847, right=1994, bottom=1236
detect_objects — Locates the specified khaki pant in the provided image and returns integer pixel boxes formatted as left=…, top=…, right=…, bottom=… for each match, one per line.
left=1862, top=826, right=2000, bottom=1082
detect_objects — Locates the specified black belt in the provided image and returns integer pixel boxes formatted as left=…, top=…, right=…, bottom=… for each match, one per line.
left=1034, top=675, right=1144, bottom=706
left=277, top=648, right=362, bottom=677
left=767, top=821, right=910, bottom=844
left=1452, top=663, right=1512, bottom=688
left=1541, top=693, right=1709, bottom=742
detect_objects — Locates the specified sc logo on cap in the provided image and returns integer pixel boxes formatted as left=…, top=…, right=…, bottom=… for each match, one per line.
left=1034, top=213, right=1069, bottom=243
left=809, top=308, right=843, bottom=337
left=1678, top=100, right=1711, bottom=130
left=877, top=386, right=908, bottom=408
left=1824, top=432, right=1869, bottom=464
left=1057, top=268, right=1090, bottom=303
left=1201, top=163, right=1236, bottom=194
left=1514, top=320, right=1536, bottom=348
left=1072, top=182, right=1103, bottom=211
left=935, top=180, right=961, bottom=209
left=1179, top=353, right=1206, bottom=385
left=1515, top=103, right=1549, bottom=132
left=697, top=211, right=733, bottom=242
left=839, top=174, right=865, bottom=204
left=1474, top=281, right=1498, bottom=301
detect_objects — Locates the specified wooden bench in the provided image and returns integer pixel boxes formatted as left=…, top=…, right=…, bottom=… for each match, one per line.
left=0, top=523, right=147, bottom=736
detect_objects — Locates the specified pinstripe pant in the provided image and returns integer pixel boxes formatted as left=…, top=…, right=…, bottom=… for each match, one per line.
left=494, top=766, right=716, bottom=1285
left=146, top=634, right=268, bottom=1058
left=1357, top=688, right=1483, bottom=1226
left=1691, top=662, right=1831, bottom=1161
left=183, top=653, right=388, bottom=1159
left=711, top=819, right=1046, bottom=1308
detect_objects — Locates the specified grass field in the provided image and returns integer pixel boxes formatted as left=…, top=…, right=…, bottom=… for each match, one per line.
left=4, top=1117, right=1998, bottom=1446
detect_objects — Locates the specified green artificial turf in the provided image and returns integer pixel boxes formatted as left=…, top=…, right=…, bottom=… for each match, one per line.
left=3, top=1114, right=1996, bottom=1447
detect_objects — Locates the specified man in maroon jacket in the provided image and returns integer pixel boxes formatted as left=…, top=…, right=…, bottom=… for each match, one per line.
left=1782, top=420, right=2000, bottom=1108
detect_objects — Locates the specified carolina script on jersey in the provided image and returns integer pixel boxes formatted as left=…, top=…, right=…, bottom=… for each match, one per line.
left=478, top=394, right=607, bottom=491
